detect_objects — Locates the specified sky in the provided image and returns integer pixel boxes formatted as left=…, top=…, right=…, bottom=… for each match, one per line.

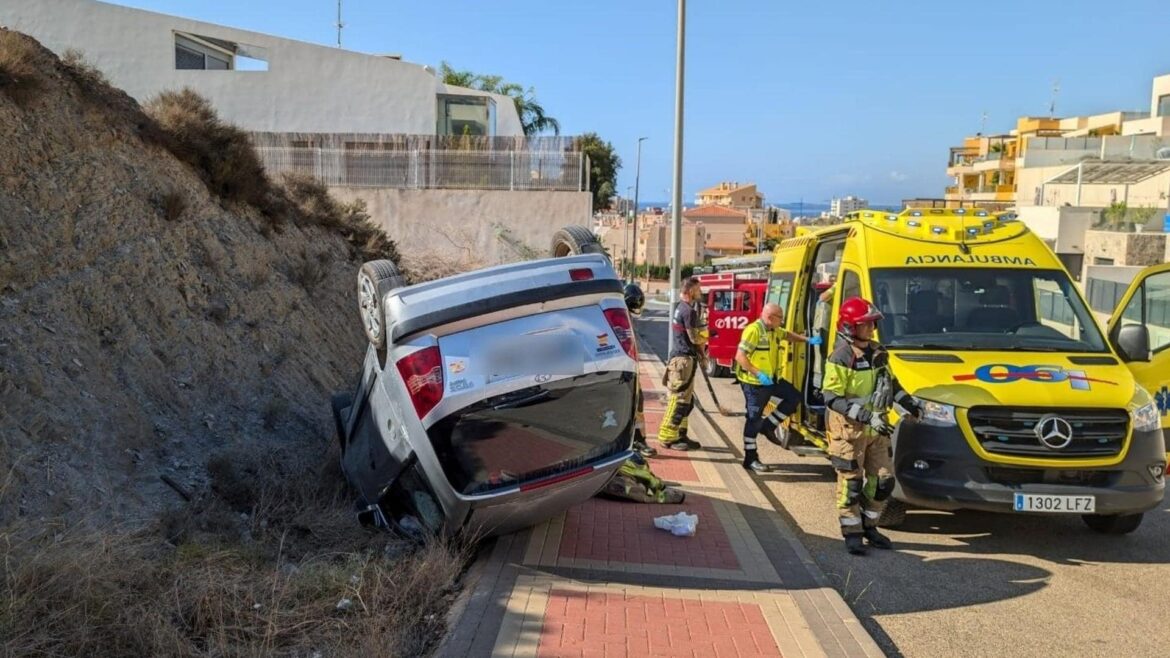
left=111, top=0, right=1170, bottom=206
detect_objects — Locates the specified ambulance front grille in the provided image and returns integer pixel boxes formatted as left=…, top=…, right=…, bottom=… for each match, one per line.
left=965, top=407, right=1128, bottom=458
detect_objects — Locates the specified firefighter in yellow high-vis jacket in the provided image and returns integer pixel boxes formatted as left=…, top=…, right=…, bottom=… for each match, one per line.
left=822, top=297, right=921, bottom=555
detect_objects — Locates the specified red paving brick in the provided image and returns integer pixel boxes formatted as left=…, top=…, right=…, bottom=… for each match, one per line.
left=558, top=494, right=739, bottom=570
left=537, top=590, right=782, bottom=657
left=645, top=451, right=698, bottom=482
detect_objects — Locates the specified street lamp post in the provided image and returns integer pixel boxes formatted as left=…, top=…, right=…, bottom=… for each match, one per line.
left=623, top=185, right=634, bottom=279
left=668, top=0, right=686, bottom=356
left=632, top=137, right=647, bottom=286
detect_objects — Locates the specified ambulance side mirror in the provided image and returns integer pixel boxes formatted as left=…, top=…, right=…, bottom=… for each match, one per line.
left=1115, top=324, right=1151, bottom=363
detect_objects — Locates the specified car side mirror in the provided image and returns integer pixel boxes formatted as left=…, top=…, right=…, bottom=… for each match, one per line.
left=1115, top=324, right=1151, bottom=362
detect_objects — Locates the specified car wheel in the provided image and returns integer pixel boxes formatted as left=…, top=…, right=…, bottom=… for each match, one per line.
left=550, top=225, right=605, bottom=258
left=357, top=260, right=404, bottom=349
left=877, top=499, right=907, bottom=528
left=1081, top=512, right=1143, bottom=535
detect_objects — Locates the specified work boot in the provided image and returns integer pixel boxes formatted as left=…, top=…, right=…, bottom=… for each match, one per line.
left=844, top=534, right=867, bottom=555
left=863, top=526, right=893, bottom=550
left=760, top=422, right=780, bottom=446
left=742, top=450, right=774, bottom=473
left=662, top=436, right=701, bottom=451
left=632, top=439, right=658, bottom=458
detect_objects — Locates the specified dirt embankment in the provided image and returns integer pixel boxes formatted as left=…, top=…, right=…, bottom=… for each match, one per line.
left=0, top=30, right=464, bottom=657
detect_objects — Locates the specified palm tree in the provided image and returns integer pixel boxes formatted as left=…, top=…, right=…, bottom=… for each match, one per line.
left=438, top=61, right=477, bottom=88
left=438, top=63, right=560, bottom=136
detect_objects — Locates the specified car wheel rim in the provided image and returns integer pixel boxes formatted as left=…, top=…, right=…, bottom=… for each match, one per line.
left=358, top=274, right=381, bottom=341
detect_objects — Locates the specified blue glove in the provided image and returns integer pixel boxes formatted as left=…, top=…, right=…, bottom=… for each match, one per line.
left=807, top=335, right=823, bottom=346
left=757, top=372, right=774, bottom=386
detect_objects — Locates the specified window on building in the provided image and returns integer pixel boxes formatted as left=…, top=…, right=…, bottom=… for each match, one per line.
left=437, top=95, right=496, bottom=137
left=174, top=32, right=268, bottom=71
left=1158, top=94, right=1170, bottom=118
left=1093, top=257, right=1115, bottom=266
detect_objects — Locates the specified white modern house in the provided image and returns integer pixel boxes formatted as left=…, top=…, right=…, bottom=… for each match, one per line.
left=0, top=0, right=524, bottom=137
left=1, top=0, right=594, bottom=266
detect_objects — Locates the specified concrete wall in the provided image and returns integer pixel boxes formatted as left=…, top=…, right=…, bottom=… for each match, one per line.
left=1, top=0, right=522, bottom=135
left=1016, top=206, right=1096, bottom=252
left=1081, top=231, right=1167, bottom=277
left=328, top=187, right=592, bottom=268
left=1016, top=164, right=1170, bottom=209
left=640, top=223, right=705, bottom=267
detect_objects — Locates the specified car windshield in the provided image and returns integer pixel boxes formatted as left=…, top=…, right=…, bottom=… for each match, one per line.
left=869, top=267, right=1108, bottom=352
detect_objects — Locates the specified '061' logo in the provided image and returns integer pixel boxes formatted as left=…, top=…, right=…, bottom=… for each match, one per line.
left=953, top=364, right=1117, bottom=391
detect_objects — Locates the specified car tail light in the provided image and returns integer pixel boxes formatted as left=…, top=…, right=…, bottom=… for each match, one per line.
left=569, top=268, right=594, bottom=281
left=603, top=308, right=637, bottom=359
left=396, top=346, right=443, bottom=418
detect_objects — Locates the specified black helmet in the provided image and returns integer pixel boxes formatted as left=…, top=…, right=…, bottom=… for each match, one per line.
left=623, top=283, right=645, bottom=316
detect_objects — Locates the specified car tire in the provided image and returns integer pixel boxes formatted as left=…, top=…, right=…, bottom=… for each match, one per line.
left=358, top=260, right=404, bottom=349
left=550, top=225, right=605, bottom=258
left=877, top=498, right=907, bottom=528
left=331, top=391, right=352, bottom=453
left=1081, top=512, right=1143, bottom=535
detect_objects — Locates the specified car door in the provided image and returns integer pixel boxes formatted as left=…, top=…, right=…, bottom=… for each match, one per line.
left=1107, top=263, right=1170, bottom=452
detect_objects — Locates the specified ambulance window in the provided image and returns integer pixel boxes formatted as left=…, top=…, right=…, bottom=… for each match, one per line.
left=1141, top=272, right=1170, bottom=353
left=767, top=274, right=794, bottom=311
left=840, top=270, right=861, bottom=302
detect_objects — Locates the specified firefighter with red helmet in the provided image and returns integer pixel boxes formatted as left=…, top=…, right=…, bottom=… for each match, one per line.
left=822, top=296, right=921, bottom=555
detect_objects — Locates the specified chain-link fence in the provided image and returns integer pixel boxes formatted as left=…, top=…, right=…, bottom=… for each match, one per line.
left=250, top=132, right=587, bottom=191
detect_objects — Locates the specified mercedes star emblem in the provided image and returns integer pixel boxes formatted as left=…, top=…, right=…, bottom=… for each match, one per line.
left=1035, top=414, right=1074, bottom=450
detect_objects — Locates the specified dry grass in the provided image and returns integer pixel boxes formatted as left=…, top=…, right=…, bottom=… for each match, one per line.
left=161, top=190, right=187, bottom=222
left=280, top=174, right=404, bottom=266
left=286, top=247, right=331, bottom=292
left=0, top=29, right=43, bottom=106
left=145, top=88, right=279, bottom=218
left=60, top=48, right=109, bottom=91
left=1, top=448, right=471, bottom=658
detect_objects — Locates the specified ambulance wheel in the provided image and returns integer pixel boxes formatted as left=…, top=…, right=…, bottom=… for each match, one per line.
left=877, top=499, right=907, bottom=528
left=1081, top=512, right=1143, bottom=535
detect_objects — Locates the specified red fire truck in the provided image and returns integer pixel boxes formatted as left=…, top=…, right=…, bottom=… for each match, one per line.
left=695, top=255, right=771, bottom=377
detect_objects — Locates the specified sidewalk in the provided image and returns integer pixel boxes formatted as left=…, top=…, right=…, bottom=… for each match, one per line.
left=440, top=342, right=883, bottom=657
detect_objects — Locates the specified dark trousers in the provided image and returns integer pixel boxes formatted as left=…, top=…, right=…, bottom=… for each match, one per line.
left=740, top=379, right=800, bottom=440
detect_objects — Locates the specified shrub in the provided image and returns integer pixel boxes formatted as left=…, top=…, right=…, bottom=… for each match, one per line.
left=281, top=173, right=404, bottom=266
left=144, top=88, right=275, bottom=215
left=0, top=30, right=43, bottom=106
left=60, top=48, right=109, bottom=91
left=161, top=189, right=186, bottom=222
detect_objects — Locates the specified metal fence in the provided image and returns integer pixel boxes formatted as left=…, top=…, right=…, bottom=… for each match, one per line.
left=255, top=146, right=587, bottom=191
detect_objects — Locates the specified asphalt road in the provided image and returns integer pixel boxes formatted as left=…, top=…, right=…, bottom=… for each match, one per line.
left=637, top=305, right=1170, bottom=658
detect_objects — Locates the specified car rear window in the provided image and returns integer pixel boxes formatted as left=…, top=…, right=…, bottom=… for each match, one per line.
left=427, top=371, right=634, bottom=495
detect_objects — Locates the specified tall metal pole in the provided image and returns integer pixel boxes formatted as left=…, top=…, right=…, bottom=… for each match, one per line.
left=668, top=0, right=686, bottom=356
left=336, top=0, right=343, bottom=48
left=624, top=185, right=634, bottom=279
left=632, top=136, right=647, bottom=285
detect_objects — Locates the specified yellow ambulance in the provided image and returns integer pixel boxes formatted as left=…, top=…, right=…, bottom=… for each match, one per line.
left=768, top=208, right=1169, bottom=534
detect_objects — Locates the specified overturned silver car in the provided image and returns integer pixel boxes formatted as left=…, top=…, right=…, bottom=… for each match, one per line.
left=331, top=253, right=638, bottom=537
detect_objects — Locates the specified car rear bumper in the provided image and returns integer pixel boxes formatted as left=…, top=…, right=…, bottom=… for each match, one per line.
left=891, top=420, right=1166, bottom=515
left=458, top=451, right=631, bottom=536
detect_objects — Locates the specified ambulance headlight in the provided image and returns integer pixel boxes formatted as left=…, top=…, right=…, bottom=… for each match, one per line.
left=919, top=400, right=957, bottom=427
left=1132, top=402, right=1160, bottom=433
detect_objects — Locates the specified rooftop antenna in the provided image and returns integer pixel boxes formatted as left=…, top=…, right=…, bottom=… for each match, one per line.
left=1049, top=79, right=1060, bottom=118
left=979, top=111, right=987, bottom=135
left=336, top=0, right=344, bottom=48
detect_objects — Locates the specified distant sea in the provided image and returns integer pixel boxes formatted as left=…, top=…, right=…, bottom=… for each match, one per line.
left=636, top=201, right=900, bottom=216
